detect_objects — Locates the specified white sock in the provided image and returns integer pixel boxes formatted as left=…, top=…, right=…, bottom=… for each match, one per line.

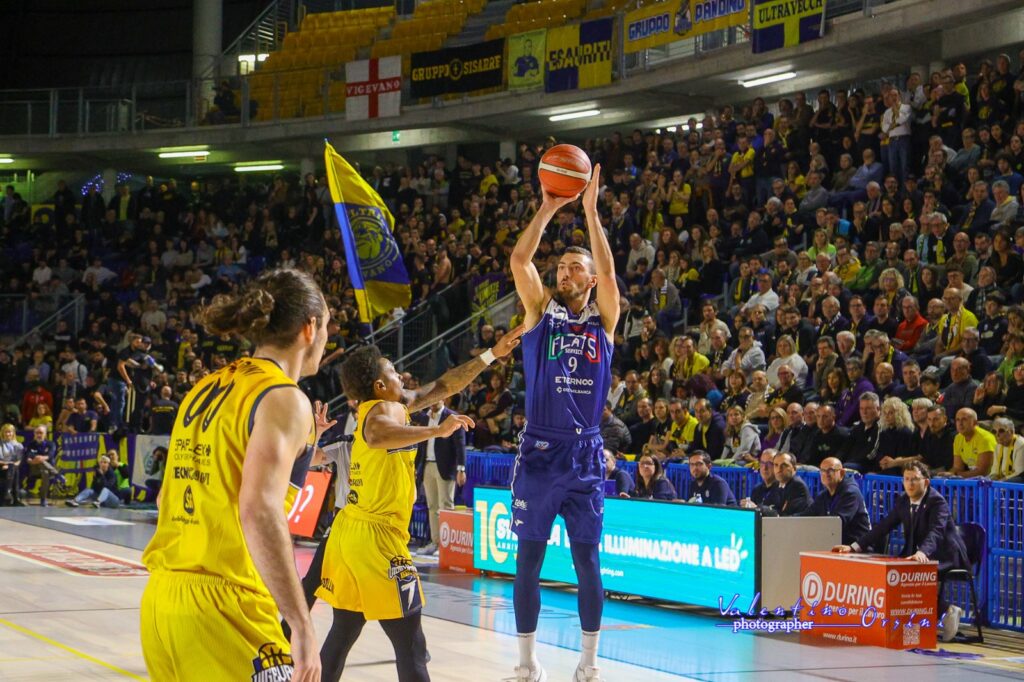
left=580, top=630, right=600, bottom=668
left=518, top=632, right=540, bottom=671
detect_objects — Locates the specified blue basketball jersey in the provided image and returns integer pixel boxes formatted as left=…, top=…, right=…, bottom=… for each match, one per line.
left=521, top=298, right=613, bottom=435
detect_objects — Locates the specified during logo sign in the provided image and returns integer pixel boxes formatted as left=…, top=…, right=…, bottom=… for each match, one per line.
left=801, top=571, right=823, bottom=604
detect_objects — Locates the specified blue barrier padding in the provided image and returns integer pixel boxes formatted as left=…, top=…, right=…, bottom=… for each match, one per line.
left=458, top=450, right=1024, bottom=631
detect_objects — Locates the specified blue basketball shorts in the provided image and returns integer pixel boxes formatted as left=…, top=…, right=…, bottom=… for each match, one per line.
left=510, top=428, right=604, bottom=545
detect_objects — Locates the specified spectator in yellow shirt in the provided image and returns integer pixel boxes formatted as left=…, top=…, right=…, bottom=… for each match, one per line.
left=951, top=408, right=994, bottom=478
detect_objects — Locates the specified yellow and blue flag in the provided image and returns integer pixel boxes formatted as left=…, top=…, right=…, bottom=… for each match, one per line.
left=752, top=0, right=826, bottom=54
left=545, top=18, right=613, bottom=93
left=324, top=141, right=411, bottom=323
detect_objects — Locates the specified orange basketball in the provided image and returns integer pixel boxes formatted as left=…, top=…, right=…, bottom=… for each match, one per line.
left=538, top=144, right=592, bottom=197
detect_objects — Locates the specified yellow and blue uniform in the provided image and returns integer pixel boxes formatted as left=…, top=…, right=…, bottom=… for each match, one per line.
left=140, top=357, right=314, bottom=682
left=316, top=399, right=424, bottom=620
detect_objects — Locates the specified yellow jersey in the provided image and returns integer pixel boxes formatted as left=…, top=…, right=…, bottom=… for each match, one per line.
left=347, top=399, right=418, bottom=534
left=142, top=357, right=314, bottom=595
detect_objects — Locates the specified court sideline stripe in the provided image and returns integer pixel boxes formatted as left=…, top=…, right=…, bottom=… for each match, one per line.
left=0, top=617, right=147, bottom=680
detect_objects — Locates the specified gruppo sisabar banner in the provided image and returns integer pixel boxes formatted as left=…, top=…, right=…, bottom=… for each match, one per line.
left=472, top=486, right=758, bottom=609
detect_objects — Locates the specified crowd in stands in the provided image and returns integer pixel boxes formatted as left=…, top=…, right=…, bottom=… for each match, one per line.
left=3, top=48, right=1024, bottom=509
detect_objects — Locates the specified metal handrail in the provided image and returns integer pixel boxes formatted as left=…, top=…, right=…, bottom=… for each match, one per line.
left=323, top=288, right=519, bottom=413
left=373, top=277, right=463, bottom=338
left=221, top=0, right=293, bottom=66
left=9, top=294, right=85, bottom=349
left=396, top=290, right=518, bottom=367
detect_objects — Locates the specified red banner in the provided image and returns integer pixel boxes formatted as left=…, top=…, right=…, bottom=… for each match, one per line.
left=800, top=551, right=939, bottom=649
left=438, top=509, right=478, bottom=574
left=287, top=470, right=332, bottom=538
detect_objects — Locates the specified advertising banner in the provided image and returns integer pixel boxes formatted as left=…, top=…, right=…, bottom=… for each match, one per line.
left=287, top=469, right=332, bottom=538
left=410, top=39, right=505, bottom=99
left=623, top=0, right=749, bottom=54
left=799, top=551, right=938, bottom=649
left=438, top=509, right=478, bottom=573
left=545, top=18, right=613, bottom=93
left=473, top=487, right=758, bottom=608
left=508, top=29, right=546, bottom=91
left=132, top=434, right=170, bottom=490
left=751, top=0, right=826, bottom=54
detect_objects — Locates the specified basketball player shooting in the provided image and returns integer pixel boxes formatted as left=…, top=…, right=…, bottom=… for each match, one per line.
left=509, top=162, right=619, bottom=682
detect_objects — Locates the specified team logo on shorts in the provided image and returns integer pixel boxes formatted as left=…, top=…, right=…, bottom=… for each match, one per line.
left=388, top=556, right=418, bottom=580
left=534, top=441, right=549, bottom=450
left=251, top=642, right=294, bottom=682
left=183, top=485, right=195, bottom=515
left=320, top=577, right=335, bottom=592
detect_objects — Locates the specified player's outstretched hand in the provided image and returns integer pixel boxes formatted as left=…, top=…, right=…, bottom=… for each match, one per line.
left=290, top=625, right=321, bottom=682
left=438, top=413, right=475, bottom=438
left=581, top=163, right=601, bottom=213
left=540, top=186, right=580, bottom=212
left=492, top=325, right=525, bottom=359
left=313, top=400, right=338, bottom=440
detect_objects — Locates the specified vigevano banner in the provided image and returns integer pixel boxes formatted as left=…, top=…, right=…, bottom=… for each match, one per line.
left=472, top=486, right=758, bottom=609
left=410, top=39, right=505, bottom=99
left=624, top=0, right=749, bottom=54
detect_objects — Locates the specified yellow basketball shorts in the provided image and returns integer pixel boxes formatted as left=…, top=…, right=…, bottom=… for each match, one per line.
left=315, top=509, right=425, bottom=621
left=140, top=571, right=292, bottom=682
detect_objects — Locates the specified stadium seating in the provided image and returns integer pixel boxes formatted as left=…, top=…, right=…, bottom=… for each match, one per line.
left=248, top=1, right=491, bottom=120
left=484, top=0, right=587, bottom=40
left=371, top=0, right=484, bottom=75
left=250, top=6, right=394, bottom=121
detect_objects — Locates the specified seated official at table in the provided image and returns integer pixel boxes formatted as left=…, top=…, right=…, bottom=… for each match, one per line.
left=687, top=450, right=737, bottom=505
left=741, top=449, right=780, bottom=511
left=604, top=448, right=634, bottom=496
left=760, top=452, right=811, bottom=516
left=798, top=457, right=871, bottom=545
left=623, top=453, right=677, bottom=501
left=833, top=461, right=970, bottom=642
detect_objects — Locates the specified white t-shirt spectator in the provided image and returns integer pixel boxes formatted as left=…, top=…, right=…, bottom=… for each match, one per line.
left=32, top=264, right=52, bottom=286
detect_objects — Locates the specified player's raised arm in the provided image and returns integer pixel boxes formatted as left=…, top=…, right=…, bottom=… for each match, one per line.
left=581, top=163, right=620, bottom=336
left=403, top=326, right=523, bottom=413
left=363, top=400, right=474, bottom=450
left=511, top=190, right=577, bottom=330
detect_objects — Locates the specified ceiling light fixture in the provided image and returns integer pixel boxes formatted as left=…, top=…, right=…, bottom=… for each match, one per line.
left=158, top=150, right=209, bottom=159
left=234, top=164, right=285, bottom=172
left=739, top=72, right=796, bottom=88
left=549, top=109, right=601, bottom=122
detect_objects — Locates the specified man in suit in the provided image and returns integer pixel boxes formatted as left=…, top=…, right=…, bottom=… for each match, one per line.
left=762, top=452, right=811, bottom=516
left=834, top=461, right=970, bottom=642
left=799, top=457, right=871, bottom=545
left=741, top=449, right=780, bottom=512
left=414, top=401, right=467, bottom=556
